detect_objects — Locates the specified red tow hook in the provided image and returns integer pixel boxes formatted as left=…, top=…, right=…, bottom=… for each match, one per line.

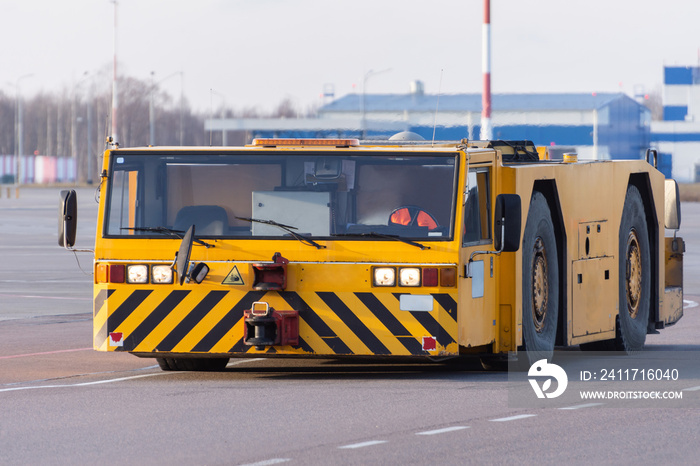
left=251, top=252, right=289, bottom=291
left=243, top=301, right=299, bottom=350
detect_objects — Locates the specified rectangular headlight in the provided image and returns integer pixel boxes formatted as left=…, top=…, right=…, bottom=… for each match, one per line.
left=152, top=265, right=174, bottom=284
left=399, top=267, right=421, bottom=287
left=126, top=264, right=149, bottom=284
left=373, top=267, right=396, bottom=287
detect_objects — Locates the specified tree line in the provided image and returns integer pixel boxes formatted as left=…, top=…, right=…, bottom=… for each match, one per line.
left=1, top=70, right=662, bottom=185
left=0, top=71, right=309, bottom=183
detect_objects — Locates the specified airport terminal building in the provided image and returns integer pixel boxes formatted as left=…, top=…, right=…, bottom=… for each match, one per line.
left=209, top=67, right=700, bottom=182
left=208, top=85, right=653, bottom=168
left=317, top=87, right=650, bottom=162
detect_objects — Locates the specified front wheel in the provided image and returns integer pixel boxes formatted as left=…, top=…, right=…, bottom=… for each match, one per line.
left=521, top=192, right=559, bottom=366
left=615, top=185, right=651, bottom=353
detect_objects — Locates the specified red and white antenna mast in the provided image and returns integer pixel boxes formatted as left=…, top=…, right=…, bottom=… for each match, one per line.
left=480, top=0, right=492, bottom=140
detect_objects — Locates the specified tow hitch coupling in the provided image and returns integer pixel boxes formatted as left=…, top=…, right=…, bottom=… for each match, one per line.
left=243, top=301, right=299, bottom=350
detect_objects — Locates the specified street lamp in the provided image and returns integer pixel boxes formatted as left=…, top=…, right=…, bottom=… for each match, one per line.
left=209, top=88, right=227, bottom=145
left=14, top=73, right=33, bottom=185
left=149, top=70, right=184, bottom=146
left=72, top=71, right=93, bottom=184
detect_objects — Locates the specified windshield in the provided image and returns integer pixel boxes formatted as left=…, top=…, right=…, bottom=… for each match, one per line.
left=104, top=151, right=458, bottom=240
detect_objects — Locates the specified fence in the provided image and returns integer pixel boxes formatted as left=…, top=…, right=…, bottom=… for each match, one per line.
left=0, top=155, right=77, bottom=184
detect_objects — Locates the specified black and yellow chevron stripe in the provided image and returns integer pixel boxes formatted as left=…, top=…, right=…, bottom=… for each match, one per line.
left=94, top=288, right=459, bottom=357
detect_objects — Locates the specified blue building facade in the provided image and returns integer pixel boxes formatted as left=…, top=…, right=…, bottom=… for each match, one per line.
left=317, top=92, right=650, bottom=161
left=650, top=65, right=700, bottom=182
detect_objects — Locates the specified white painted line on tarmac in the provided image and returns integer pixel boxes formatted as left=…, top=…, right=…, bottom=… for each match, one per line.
left=338, top=440, right=388, bottom=449
left=0, top=347, right=92, bottom=360
left=683, top=300, right=698, bottom=309
left=0, top=359, right=259, bottom=392
left=0, top=292, right=92, bottom=301
left=489, top=414, right=537, bottom=422
left=683, top=385, right=700, bottom=391
left=227, top=358, right=264, bottom=367
left=0, top=372, right=166, bottom=393
left=239, top=459, right=290, bottom=466
left=559, top=403, right=604, bottom=410
left=416, top=426, right=470, bottom=436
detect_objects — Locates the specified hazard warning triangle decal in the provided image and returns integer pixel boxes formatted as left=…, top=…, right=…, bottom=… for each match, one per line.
left=222, top=265, right=244, bottom=285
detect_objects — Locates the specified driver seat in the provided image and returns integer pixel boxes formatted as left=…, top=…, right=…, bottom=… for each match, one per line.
left=173, top=205, right=228, bottom=236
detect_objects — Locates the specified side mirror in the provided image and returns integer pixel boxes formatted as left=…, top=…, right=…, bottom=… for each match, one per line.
left=494, top=194, right=521, bottom=252
left=646, top=148, right=658, bottom=168
left=58, top=189, right=77, bottom=248
left=176, top=225, right=195, bottom=285
left=664, top=179, right=681, bottom=230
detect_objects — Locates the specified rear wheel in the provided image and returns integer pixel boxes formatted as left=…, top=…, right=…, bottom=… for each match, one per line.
left=156, top=357, right=230, bottom=371
left=615, top=185, right=651, bottom=353
left=521, top=192, right=559, bottom=366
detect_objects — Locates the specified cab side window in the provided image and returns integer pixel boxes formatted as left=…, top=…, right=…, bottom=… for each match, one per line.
left=463, top=169, right=491, bottom=245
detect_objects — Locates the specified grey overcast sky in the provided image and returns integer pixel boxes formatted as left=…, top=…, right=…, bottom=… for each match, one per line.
left=1, top=0, right=699, bottom=113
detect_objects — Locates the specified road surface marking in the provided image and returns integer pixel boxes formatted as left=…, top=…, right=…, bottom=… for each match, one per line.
left=239, top=459, right=290, bottom=466
left=0, top=359, right=260, bottom=392
left=0, top=373, right=166, bottom=393
left=227, top=358, right=264, bottom=367
left=0, top=347, right=92, bottom=360
left=683, top=385, right=700, bottom=391
left=416, top=426, right=470, bottom=435
left=489, top=414, right=536, bottom=422
left=559, top=403, right=604, bottom=410
left=0, top=292, right=91, bottom=301
left=338, top=440, right=388, bottom=449
left=683, top=300, right=698, bottom=309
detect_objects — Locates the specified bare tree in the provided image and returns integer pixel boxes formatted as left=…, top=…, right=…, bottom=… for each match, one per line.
left=0, top=72, right=326, bottom=183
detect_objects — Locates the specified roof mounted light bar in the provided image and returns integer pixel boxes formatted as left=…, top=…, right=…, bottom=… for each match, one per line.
left=251, top=138, right=359, bottom=147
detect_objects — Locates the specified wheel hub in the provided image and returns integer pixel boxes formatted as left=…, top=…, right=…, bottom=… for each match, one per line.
left=532, top=237, right=549, bottom=332
left=626, top=230, right=642, bottom=319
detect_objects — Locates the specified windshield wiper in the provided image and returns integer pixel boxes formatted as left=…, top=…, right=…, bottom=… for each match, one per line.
left=332, top=232, right=430, bottom=250
left=121, top=226, right=214, bottom=248
left=235, top=216, right=326, bottom=249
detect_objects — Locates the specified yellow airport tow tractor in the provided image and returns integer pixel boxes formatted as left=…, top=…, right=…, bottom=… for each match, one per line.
left=59, top=138, right=684, bottom=370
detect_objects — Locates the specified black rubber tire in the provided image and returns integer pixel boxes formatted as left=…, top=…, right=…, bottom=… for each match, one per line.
left=521, top=191, right=559, bottom=366
left=615, top=185, right=651, bottom=353
left=156, top=357, right=230, bottom=371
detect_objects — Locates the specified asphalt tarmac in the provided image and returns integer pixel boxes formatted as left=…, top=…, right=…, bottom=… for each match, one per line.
left=1, top=188, right=698, bottom=465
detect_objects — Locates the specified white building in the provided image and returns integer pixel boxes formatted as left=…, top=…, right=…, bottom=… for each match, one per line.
left=651, top=66, right=700, bottom=182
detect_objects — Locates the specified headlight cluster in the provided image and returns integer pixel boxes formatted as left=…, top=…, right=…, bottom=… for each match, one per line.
left=96, top=263, right=173, bottom=284
left=372, top=266, right=456, bottom=287
left=127, top=264, right=173, bottom=284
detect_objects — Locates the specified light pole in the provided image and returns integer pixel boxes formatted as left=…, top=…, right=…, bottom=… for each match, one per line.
left=149, top=70, right=183, bottom=146
left=209, top=88, right=227, bottom=146
left=361, top=68, right=390, bottom=140
left=111, top=0, right=119, bottom=144
left=72, top=71, right=92, bottom=183
left=14, top=73, right=33, bottom=185
left=86, top=78, right=94, bottom=184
